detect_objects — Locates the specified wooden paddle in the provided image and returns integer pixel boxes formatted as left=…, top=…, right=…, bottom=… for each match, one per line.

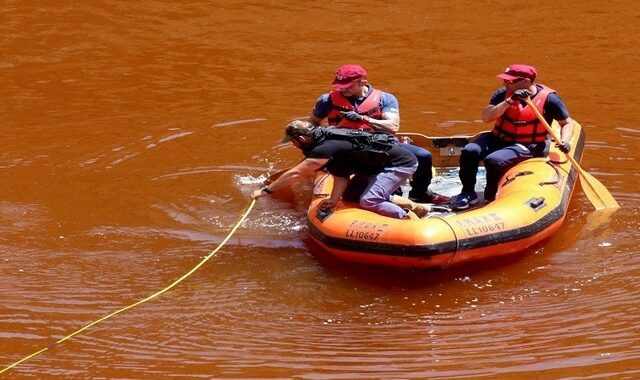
left=524, top=98, right=619, bottom=210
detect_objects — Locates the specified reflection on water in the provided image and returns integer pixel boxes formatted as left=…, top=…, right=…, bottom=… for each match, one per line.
left=1, top=0, right=639, bottom=378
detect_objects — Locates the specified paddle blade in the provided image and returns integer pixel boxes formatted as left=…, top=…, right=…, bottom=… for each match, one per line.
left=523, top=98, right=620, bottom=211
left=578, top=169, right=620, bottom=210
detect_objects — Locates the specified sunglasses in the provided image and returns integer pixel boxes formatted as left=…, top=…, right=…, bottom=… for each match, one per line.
left=504, top=78, right=526, bottom=84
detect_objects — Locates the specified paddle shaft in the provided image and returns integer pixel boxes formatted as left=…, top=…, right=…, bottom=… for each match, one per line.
left=523, top=98, right=581, bottom=168
left=524, top=98, right=619, bottom=210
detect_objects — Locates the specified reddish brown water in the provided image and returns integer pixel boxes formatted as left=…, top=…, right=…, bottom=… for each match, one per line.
left=2, top=1, right=639, bottom=378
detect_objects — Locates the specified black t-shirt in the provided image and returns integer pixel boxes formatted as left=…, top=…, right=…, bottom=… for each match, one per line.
left=489, top=84, right=570, bottom=124
left=303, top=130, right=417, bottom=177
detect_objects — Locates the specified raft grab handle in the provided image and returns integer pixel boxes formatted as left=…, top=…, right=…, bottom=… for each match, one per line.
left=527, top=197, right=546, bottom=211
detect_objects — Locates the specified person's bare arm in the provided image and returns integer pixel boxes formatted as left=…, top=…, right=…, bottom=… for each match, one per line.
left=319, top=176, right=349, bottom=210
left=483, top=89, right=533, bottom=122
left=557, top=117, right=574, bottom=143
left=308, top=114, right=324, bottom=126
left=482, top=100, right=512, bottom=123
left=252, top=158, right=328, bottom=199
left=364, top=111, right=399, bottom=133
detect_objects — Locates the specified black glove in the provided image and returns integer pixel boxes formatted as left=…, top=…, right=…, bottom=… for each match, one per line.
left=511, top=89, right=531, bottom=101
left=556, top=141, right=571, bottom=154
left=340, top=111, right=364, bottom=122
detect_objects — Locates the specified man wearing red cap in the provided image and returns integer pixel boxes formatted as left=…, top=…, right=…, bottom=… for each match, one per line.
left=451, top=64, right=575, bottom=209
left=307, top=64, right=449, bottom=204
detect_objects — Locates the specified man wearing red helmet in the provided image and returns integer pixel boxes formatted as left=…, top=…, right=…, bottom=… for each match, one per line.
left=307, top=64, right=450, bottom=205
left=451, top=64, right=575, bottom=209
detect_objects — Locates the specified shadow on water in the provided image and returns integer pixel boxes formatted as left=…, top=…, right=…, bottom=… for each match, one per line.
left=304, top=236, right=544, bottom=289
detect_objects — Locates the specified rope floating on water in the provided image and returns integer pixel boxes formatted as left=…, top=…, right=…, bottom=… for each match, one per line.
left=0, top=199, right=256, bottom=375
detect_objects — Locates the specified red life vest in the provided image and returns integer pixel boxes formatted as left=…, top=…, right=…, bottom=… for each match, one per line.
left=326, top=88, right=383, bottom=131
left=493, top=84, right=556, bottom=143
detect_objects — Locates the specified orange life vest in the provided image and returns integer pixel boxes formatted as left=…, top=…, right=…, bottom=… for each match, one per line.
left=493, top=84, right=556, bottom=143
left=326, top=88, right=383, bottom=131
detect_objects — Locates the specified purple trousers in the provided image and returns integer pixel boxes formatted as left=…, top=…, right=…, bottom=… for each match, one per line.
left=343, top=162, right=418, bottom=219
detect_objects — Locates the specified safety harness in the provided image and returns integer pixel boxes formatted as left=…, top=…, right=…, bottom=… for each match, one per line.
left=320, top=128, right=398, bottom=176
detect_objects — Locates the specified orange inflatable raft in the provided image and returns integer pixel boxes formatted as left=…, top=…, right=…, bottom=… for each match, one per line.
left=306, top=121, right=585, bottom=269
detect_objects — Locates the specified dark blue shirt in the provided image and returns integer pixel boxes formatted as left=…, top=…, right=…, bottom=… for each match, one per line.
left=489, top=84, right=570, bottom=124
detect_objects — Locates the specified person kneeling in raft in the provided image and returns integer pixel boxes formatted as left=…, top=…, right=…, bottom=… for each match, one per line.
left=252, top=120, right=430, bottom=219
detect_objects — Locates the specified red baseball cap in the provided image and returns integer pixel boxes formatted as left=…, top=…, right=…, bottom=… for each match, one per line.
left=497, top=64, right=537, bottom=81
left=331, top=64, right=367, bottom=89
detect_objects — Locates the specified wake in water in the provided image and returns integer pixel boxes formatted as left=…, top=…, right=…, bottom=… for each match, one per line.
left=235, top=171, right=309, bottom=246
left=235, top=166, right=488, bottom=226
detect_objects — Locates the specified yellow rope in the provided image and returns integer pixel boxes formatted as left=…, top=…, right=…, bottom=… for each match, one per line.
left=1, top=199, right=256, bottom=375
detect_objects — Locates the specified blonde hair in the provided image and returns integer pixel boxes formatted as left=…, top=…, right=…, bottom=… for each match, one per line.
left=286, top=120, right=313, bottom=130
